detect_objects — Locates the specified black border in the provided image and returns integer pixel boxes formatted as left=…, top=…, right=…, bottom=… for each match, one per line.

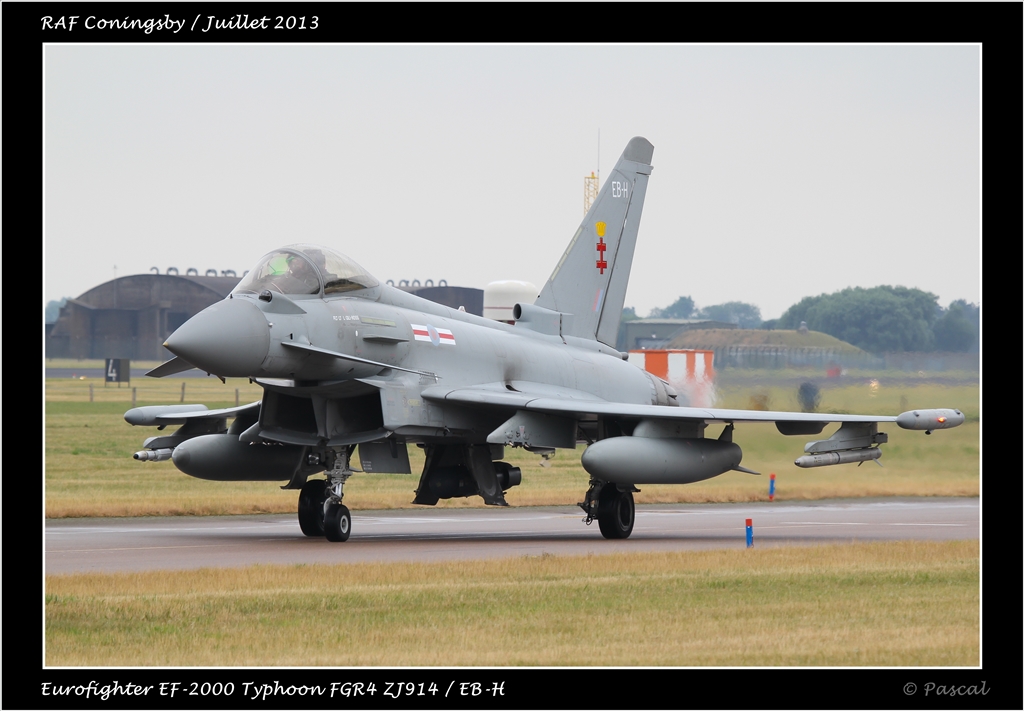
left=25, top=2, right=1012, bottom=709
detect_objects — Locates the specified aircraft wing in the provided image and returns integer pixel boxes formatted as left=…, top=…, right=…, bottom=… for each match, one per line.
left=123, top=401, right=264, bottom=462
left=124, top=400, right=261, bottom=426
left=421, top=383, right=960, bottom=431
left=423, top=383, right=887, bottom=423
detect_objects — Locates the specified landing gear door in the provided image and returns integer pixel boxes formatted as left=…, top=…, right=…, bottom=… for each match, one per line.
left=359, top=440, right=412, bottom=474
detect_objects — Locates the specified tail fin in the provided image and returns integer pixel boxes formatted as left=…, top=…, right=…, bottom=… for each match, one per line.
left=535, top=136, right=653, bottom=346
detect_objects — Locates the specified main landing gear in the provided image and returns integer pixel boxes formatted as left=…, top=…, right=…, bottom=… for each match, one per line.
left=579, top=480, right=636, bottom=540
left=298, top=448, right=354, bottom=542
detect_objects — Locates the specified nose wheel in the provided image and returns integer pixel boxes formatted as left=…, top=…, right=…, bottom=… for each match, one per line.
left=324, top=503, right=352, bottom=542
left=299, top=448, right=356, bottom=542
left=297, top=479, right=328, bottom=537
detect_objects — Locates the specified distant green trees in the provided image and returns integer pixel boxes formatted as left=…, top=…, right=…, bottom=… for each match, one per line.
left=696, top=301, right=762, bottom=329
left=615, top=307, right=640, bottom=350
left=932, top=300, right=979, bottom=353
left=45, top=298, right=68, bottom=324
left=626, top=287, right=978, bottom=354
left=646, top=295, right=762, bottom=328
left=777, top=286, right=978, bottom=353
left=648, top=296, right=695, bottom=319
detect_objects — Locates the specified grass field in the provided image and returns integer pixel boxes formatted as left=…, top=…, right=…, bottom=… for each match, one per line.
left=43, top=375, right=979, bottom=518
left=44, top=540, right=979, bottom=666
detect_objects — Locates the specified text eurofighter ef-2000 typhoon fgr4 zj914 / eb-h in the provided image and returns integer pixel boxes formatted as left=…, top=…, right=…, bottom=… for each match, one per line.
left=125, top=137, right=964, bottom=542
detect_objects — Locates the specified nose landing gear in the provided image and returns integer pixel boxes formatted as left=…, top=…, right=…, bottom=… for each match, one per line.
left=324, top=502, right=352, bottom=542
left=297, top=478, right=328, bottom=537
left=298, top=448, right=355, bottom=542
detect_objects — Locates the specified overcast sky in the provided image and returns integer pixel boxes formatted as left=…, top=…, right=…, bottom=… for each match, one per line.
left=44, top=44, right=980, bottom=320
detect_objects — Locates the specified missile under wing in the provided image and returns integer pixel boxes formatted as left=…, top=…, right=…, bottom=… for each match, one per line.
left=126, top=137, right=964, bottom=541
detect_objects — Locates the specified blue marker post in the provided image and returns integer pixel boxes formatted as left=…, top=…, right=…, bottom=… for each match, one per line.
left=769, top=473, right=776, bottom=501
left=745, top=518, right=753, bottom=548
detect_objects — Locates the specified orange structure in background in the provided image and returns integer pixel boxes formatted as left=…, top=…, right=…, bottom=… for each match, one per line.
left=628, top=349, right=716, bottom=407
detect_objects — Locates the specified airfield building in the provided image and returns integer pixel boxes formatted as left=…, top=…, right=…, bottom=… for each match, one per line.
left=394, top=284, right=483, bottom=317
left=617, top=318, right=736, bottom=352
left=46, top=273, right=243, bottom=361
left=47, top=273, right=485, bottom=361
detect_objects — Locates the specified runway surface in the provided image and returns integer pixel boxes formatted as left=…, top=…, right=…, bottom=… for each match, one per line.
left=44, top=497, right=978, bottom=574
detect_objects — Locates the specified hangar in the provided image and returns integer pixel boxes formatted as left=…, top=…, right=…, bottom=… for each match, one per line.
left=46, top=273, right=242, bottom=361
left=46, top=272, right=484, bottom=361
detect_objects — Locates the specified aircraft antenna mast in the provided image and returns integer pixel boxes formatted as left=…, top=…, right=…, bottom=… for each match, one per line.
left=584, top=171, right=599, bottom=215
left=584, top=129, right=600, bottom=215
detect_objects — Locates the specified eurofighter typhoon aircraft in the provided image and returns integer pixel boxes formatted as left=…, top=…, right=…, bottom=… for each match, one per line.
left=126, top=137, right=964, bottom=541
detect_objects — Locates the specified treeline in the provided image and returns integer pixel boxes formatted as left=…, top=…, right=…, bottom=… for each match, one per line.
left=624, top=296, right=764, bottom=329
left=46, top=298, right=69, bottom=324
left=630, top=286, right=979, bottom=354
left=773, top=287, right=978, bottom=353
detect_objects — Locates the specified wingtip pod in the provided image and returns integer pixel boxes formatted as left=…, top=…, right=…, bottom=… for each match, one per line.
left=895, top=409, right=964, bottom=431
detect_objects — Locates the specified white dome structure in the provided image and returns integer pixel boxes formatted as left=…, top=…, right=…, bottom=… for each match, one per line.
left=484, top=280, right=539, bottom=323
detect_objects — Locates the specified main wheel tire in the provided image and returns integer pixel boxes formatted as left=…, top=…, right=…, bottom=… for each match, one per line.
left=324, top=502, right=352, bottom=542
left=298, top=479, right=328, bottom=537
left=597, top=486, right=635, bottom=540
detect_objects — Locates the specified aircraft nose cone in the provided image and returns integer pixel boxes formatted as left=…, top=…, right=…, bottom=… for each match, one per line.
left=165, top=298, right=271, bottom=377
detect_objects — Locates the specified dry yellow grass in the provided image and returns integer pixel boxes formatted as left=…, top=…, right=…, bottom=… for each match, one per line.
left=45, top=540, right=979, bottom=667
left=43, top=373, right=263, bottom=404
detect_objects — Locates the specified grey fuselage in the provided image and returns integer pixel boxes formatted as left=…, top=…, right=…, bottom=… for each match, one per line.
left=173, top=283, right=668, bottom=447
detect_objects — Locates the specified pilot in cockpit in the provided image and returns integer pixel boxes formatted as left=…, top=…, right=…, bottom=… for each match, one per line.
left=266, top=253, right=320, bottom=295
left=232, top=245, right=379, bottom=299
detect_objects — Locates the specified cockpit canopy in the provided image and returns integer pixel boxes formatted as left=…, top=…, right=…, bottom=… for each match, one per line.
left=232, top=244, right=379, bottom=298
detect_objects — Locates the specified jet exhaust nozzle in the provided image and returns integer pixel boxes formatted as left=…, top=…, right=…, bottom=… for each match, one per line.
left=494, top=462, right=522, bottom=491
left=423, top=462, right=523, bottom=501
left=424, top=466, right=479, bottom=500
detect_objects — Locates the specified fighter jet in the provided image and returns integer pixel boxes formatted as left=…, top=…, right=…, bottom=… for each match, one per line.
left=125, top=137, right=964, bottom=542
